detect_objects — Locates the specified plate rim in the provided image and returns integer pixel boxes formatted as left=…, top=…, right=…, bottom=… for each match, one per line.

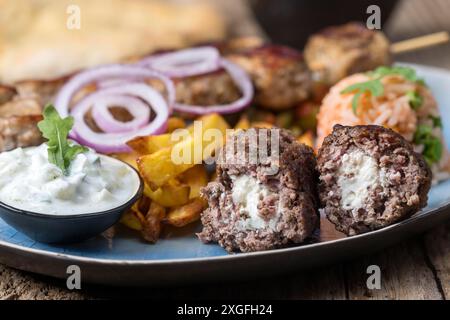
left=1, top=197, right=449, bottom=266
left=0, top=62, right=450, bottom=267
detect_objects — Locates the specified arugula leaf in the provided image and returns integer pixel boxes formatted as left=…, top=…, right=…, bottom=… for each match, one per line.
left=406, top=91, right=423, bottom=110
left=429, top=115, right=443, bottom=128
left=37, top=105, right=88, bottom=174
left=413, top=124, right=443, bottom=165
left=341, top=79, right=384, bottom=115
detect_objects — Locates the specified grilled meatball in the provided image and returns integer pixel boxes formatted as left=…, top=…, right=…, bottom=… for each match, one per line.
left=305, top=22, right=391, bottom=86
left=0, top=85, right=16, bottom=105
left=0, top=113, right=43, bottom=152
left=0, top=79, right=60, bottom=152
left=175, top=70, right=241, bottom=107
left=227, top=45, right=312, bottom=110
left=198, top=128, right=319, bottom=252
left=14, top=78, right=66, bottom=106
left=318, top=125, right=431, bottom=236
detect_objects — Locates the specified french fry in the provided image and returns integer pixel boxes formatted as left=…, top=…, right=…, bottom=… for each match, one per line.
left=179, top=165, right=209, bottom=199
left=167, top=117, right=186, bottom=133
left=297, top=131, right=315, bottom=148
left=120, top=210, right=143, bottom=231
left=141, top=201, right=166, bottom=243
left=144, top=179, right=190, bottom=207
left=127, top=134, right=174, bottom=155
left=137, top=113, right=229, bottom=187
left=165, top=198, right=206, bottom=227
left=137, top=147, right=193, bottom=188
left=127, top=117, right=191, bottom=155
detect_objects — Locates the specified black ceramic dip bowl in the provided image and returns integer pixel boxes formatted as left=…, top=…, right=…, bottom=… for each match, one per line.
left=0, top=156, right=143, bottom=244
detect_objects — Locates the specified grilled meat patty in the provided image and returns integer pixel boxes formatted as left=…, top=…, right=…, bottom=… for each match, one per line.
left=175, top=70, right=241, bottom=107
left=0, top=79, right=64, bottom=152
left=227, top=45, right=312, bottom=110
left=305, top=22, right=391, bottom=86
left=198, top=128, right=319, bottom=252
left=318, top=125, right=431, bottom=236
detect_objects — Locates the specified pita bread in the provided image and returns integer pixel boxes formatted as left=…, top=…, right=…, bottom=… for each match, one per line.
left=0, top=0, right=226, bottom=84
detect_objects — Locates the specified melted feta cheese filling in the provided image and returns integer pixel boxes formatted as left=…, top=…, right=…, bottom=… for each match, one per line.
left=230, top=175, right=279, bottom=231
left=337, top=150, right=384, bottom=217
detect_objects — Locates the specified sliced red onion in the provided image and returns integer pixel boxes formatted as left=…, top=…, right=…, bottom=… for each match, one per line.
left=91, top=95, right=150, bottom=133
left=54, top=64, right=175, bottom=117
left=138, top=46, right=221, bottom=78
left=70, top=83, right=169, bottom=153
left=173, top=59, right=254, bottom=115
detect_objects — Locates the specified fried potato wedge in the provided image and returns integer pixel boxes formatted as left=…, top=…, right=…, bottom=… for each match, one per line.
left=137, top=147, right=193, bottom=188
left=167, top=117, right=186, bottom=133
left=137, top=113, right=229, bottom=187
left=144, top=179, right=190, bottom=207
left=141, top=201, right=166, bottom=243
left=127, top=134, right=174, bottom=155
left=179, top=165, right=209, bottom=199
left=120, top=209, right=143, bottom=231
left=165, top=198, right=206, bottom=227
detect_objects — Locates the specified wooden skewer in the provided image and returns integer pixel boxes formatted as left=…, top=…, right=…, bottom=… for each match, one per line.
left=391, top=31, right=449, bottom=54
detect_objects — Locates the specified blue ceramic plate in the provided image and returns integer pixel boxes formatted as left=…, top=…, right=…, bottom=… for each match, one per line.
left=0, top=63, right=450, bottom=287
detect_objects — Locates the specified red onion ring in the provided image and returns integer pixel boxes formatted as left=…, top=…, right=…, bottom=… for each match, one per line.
left=91, top=95, right=150, bottom=133
left=54, top=64, right=175, bottom=117
left=138, top=46, right=221, bottom=78
left=173, top=59, right=254, bottom=115
left=71, top=83, right=169, bottom=153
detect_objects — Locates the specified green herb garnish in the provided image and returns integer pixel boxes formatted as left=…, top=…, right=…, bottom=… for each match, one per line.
left=341, top=79, right=384, bottom=115
left=370, top=66, right=424, bottom=83
left=341, top=66, right=426, bottom=115
left=413, top=124, right=443, bottom=165
left=406, top=91, right=423, bottom=110
left=429, top=115, right=443, bottom=128
left=37, top=105, right=88, bottom=174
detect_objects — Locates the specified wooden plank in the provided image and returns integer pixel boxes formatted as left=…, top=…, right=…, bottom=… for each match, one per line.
left=345, top=239, right=443, bottom=300
left=424, top=220, right=450, bottom=299
left=288, top=265, right=347, bottom=300
left=0, top=265, right=84, bottom=300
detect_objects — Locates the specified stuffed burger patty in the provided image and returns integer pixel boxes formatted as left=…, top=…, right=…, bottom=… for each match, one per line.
left=198, top=128, right=319, bottom=252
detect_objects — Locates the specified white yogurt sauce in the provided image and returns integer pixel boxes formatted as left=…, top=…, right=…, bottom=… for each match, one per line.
left=231, top=175, right=279, bottom=231
left=337, top=150, right=385, bottom=217
left=0, top=144, right=140, bottom=215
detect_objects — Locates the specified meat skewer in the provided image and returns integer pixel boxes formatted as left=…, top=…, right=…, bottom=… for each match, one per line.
left=305, top=22, right=449, bottom=86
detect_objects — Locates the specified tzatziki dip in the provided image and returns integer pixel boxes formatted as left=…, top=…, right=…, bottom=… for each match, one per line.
left=0, top=143, right=140, bottom=215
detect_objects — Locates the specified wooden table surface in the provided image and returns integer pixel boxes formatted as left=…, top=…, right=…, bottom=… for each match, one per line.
left=1, top=0, right=450, bottom=300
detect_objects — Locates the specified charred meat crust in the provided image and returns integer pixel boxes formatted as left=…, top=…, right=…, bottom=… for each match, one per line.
left=318, top=124, right=432, bottom=235
left=226, top=45, right=311, bottom=110
left=198, top=128, right=319, bottom=252
left=304, top=22, right=391, bottom=85
left=174, top=70, right=241, bottom=108
left=0, top=78, right=66, bottom=152
left=0, top=114, right=44, bottom=152
left=0, top=85, right=17, bottom=105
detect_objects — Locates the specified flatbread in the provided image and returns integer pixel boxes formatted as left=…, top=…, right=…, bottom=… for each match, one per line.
left=0, top=0, right=226, bottom=84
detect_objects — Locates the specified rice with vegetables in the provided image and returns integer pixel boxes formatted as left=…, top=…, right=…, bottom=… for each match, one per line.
left=317, top=66, right=450, bottom=181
